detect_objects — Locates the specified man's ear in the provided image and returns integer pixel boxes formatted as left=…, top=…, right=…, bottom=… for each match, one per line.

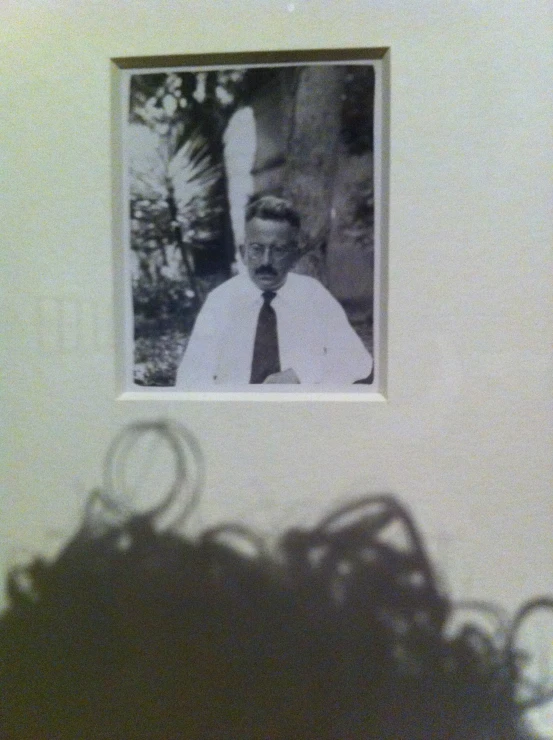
left=238, top=243, right=246, bottom=261
left=290, top=240, right=302, bottom=266
left=290, top=251, right=301, bottom=269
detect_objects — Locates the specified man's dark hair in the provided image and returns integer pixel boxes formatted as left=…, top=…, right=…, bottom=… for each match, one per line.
left=245, top=194, right=301, bottom=230
left=0, top=423, right=549, bottom=739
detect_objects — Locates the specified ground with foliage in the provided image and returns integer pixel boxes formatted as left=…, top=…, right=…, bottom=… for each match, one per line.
left=133, top=273, right=226, bottom=386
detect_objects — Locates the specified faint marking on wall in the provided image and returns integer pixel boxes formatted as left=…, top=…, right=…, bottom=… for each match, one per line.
left=36, top=296, right=111, bottom=354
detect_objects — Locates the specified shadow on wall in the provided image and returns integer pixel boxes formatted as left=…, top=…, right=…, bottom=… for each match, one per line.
left=1, top=421, right=551, bottom=739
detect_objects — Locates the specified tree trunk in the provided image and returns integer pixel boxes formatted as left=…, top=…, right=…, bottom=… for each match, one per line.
left=282, top=66, right=345, bottom=284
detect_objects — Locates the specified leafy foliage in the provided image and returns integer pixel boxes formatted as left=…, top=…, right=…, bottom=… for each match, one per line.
left=134, top=331, right=187, bottom=387
left=132, top=273, right=225, bottom=386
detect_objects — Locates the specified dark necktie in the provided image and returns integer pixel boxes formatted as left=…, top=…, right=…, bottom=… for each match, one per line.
left=250, top=291, right=281, bottom=384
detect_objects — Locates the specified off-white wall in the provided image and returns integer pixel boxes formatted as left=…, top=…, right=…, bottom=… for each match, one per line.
left=2, top=1, right=551, bottom=617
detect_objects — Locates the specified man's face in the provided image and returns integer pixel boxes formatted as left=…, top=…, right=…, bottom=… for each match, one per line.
left=241, top=217, right=300, bottom=292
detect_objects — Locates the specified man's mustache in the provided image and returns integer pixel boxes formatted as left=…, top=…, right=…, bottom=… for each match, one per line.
left=255, top=266, right=278, bottom=276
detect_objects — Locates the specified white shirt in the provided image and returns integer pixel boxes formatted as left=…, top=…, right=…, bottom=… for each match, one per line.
left=175, top=273, right=373, bottom=387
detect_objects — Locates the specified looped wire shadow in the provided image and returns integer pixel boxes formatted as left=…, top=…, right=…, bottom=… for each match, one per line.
left=507, top=597, right=553, bottom=710
left=98, top=420, right=205, bottom=530
left=306, top=495, right=449, bottom=631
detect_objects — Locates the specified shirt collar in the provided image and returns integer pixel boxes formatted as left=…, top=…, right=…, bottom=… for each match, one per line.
left=237, top=272, right=296, bottom=302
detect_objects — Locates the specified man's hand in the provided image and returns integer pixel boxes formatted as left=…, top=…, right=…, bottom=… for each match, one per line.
left=263, top=368, right=300, bottom=384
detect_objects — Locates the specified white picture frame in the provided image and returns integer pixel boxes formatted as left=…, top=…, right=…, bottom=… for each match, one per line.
left=112, top=48, right=390, bottom=401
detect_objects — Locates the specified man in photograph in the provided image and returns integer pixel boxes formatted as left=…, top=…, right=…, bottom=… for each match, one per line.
left=175, top=195, right=373, bottom=387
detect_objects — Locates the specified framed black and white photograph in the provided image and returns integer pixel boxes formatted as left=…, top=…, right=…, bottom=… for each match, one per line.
left=113, top=48, right=389, bottom=397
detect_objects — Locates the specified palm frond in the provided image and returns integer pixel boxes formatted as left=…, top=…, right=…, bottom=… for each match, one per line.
left=169, top=131, right=222, bottom=216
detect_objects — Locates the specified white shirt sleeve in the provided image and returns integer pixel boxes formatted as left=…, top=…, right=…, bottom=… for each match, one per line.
left=175, top=293, right=221, bottom=388
left=317, top=284, right=373, bottom=384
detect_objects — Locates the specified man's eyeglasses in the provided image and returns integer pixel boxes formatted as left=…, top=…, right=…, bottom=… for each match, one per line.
left=245, top=243, right=297, bottom=260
